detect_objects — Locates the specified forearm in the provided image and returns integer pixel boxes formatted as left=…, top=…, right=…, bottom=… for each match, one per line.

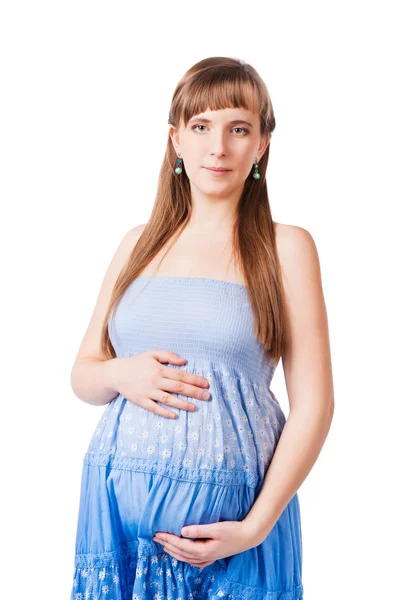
left=70, top=357, right=120, bottom=406
left=243, top=402, right=334, bottom=542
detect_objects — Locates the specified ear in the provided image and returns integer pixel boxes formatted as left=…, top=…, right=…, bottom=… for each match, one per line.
left=169, top=125, right=180, bottom=155
left=257, top=134, right=271, bottom=161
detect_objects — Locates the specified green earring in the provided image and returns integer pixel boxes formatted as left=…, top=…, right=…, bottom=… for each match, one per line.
left=174, top=153, right=183, bottom=175
left=252, top=158, right=260, bottom=180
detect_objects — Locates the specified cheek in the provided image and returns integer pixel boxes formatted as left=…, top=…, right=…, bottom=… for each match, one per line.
left=181, top=152, right=203, bottom=173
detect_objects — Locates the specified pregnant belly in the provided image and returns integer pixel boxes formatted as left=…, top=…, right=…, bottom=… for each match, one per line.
left=76, top=455, right=258, bottom=557
left=106, top=395, right=270, bottom=468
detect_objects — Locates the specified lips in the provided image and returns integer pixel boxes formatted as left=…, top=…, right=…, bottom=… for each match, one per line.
left=205, top=167, right=231, bottom=172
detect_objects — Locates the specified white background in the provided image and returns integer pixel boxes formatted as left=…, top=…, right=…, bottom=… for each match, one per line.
left=1, top=1, right=398, bottom=598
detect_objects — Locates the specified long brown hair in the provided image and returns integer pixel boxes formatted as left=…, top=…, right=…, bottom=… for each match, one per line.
left=100, top=56, right=285, bottom=367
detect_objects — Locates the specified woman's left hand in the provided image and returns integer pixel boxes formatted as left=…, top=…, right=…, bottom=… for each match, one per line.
left=153, top=520, right=263, bottom=569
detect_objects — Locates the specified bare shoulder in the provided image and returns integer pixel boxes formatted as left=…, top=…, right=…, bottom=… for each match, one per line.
left=274, top=222, right=321, bottom=285
left=105, top=222, right=148, bottom=275
left=71, top=222, right=147, bottom=364
left=131, top=222, right=147, bottom=238
left=274, top=221, right=318, bottom=258
left=122, top=222, right=147, bottom=250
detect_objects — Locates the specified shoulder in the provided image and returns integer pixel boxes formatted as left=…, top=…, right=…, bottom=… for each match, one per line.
left=274, top=221, right=321, bottom=285
left=123, top=222, right=147, bottom=246
left=115, top=223, right=148, bottom=258
left=104, top=222, right=148, bottom=279
left=274, top=221, right=317, bottom=254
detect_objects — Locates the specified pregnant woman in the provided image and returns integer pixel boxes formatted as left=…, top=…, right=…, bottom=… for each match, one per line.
left=70, top=56, right=334, bottom=599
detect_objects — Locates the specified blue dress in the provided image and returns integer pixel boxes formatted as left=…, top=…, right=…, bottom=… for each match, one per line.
left=70, top=276, right=304, bottom=600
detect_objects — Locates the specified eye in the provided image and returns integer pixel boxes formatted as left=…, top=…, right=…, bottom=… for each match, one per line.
left=192, top=125, right=249, bottom=135
left=232, top=127, right=249, bottom=135
left=192, top=125, right=207, bottom=133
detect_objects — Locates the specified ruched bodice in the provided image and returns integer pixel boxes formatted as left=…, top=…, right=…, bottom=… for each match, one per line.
left=86, top=276, right=286, bottom=490
left=109, top=275, right=274, bottom=383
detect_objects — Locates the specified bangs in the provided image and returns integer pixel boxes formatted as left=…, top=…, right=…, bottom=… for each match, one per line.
left=179, top=71, right=261, bottom=128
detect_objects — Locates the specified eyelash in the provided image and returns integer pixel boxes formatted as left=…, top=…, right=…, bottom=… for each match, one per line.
left=192, top=125, right=249, bottom=135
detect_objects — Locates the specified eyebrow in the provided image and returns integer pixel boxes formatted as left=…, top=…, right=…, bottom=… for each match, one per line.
left=189, top=117, right=254, bottom=128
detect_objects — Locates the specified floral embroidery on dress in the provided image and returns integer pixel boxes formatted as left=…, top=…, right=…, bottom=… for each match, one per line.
left=72, top=547, right=304, bottom=600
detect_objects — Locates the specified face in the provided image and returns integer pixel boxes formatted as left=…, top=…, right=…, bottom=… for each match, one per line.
left=169, top=107, right=270, bottom=198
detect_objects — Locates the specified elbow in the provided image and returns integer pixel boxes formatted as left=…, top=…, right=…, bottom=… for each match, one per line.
left=70, top=363, right=90, bottom=404
left=70, top=364, right=80, bottom=398
left=324, top=397, right=335, bottom=434
left=328, top=395, right=335, bottom=420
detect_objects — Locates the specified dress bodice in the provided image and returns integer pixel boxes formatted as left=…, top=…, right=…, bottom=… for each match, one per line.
left=86, top=276, right=286, bottom=492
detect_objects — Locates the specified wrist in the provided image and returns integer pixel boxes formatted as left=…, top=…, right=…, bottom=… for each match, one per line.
left=104, top=357, right=120, bottom=393
left=242, top=517, right=269, bottom=546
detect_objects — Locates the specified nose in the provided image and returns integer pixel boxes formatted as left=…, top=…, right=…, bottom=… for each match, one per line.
left=209, top=129, right=228, bottom=158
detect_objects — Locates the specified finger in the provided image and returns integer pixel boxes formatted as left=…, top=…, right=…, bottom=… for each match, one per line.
left=154, top=532, right=208, bottom=553
left=159, top=377, right=211, bottom=401
left=139, top=396, right=177, bottom=419
left=150, top=388, right=194, bottom=413
left=161, top=366, right=210, bottom=390
left=155, top=538, right=200, bottom=561
left=162, top=546, right=205, bottom=567
left=154, top=532, right=212, bottom=556
left=149, top=350, right=186, bottom=365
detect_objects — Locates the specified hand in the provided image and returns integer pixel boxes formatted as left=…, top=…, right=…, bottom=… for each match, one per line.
left=152, top=520, right=263, bottom=569
left=110, top=349, right=211, bottom=419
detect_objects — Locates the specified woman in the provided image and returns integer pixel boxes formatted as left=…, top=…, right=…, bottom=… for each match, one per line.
left=70, top=56, right=334, bottom=599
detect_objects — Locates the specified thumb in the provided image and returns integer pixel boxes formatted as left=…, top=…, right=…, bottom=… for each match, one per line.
left=149, top=350, right=186, bottom=364
left=181, top=524, right=216, bottom=538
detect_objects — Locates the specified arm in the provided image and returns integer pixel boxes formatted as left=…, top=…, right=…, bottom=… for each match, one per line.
left=70, top=357, right=120, bottom=406
left=243, top=225, right=335, bottom=541
left=70, top=223, right=147, bottom=406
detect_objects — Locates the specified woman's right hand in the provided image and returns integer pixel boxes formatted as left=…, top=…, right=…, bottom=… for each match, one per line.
left=109, top=350, right=211, bottom=418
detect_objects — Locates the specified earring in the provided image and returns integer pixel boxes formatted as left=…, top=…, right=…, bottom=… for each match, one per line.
left=252, top=158, right=260, bottom=180
left=174, top=152, right=183, bottom=175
